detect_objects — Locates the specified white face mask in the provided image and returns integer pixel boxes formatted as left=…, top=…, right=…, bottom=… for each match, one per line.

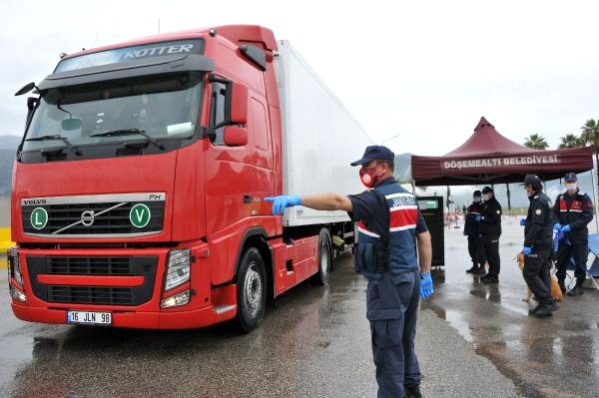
left=473, top=197, right=481, bottom=203
left=566, top=183, right=577, bottom=192
left=482, top=194, right=490, bottom=202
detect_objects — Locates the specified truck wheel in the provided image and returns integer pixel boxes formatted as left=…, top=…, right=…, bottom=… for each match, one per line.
left=312, top=228, right=332, bottom=285
left=235, top=248, right=267, bottom=333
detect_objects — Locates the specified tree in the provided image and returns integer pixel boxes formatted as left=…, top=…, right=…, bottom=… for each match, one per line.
left=558, top=133, right=583, bottom=149
left=580, top=118, right=599, bottom=170
left=524, top=133, right=549, bottom=149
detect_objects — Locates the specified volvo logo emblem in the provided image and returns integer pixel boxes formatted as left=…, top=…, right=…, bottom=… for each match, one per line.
left=81, top=210, right=95, bottom=227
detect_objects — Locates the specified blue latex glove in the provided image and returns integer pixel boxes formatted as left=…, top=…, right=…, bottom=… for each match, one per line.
left=523, top=246, right=532, bottom=256
left=561, top=224, right=571, bottom=233
left=420, top=273, right=434, bottom=300
left=475, top=215, right=481, bottom=222
left=519, top=218, right=527, bottom=226
left=264, top=195, right=302, bottom=215
left=553, top=223, right=562, bottom=232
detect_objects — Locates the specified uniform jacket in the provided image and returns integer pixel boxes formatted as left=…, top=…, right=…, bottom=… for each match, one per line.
left=480, top=197, right=502, bottom=237
left=524, top=192, right=553, bottom=249
left=552, top=190, right=593, bottom=240
left=464, top=202, right=483, bottom=236
left=352, top=180, right=425, bottom=280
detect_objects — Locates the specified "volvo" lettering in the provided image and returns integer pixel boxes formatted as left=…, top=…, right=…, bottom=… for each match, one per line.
left=23, top=199, right=47, bottom=206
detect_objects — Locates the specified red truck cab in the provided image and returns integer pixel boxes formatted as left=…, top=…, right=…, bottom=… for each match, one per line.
left=8, top=25, right=350, bottom=331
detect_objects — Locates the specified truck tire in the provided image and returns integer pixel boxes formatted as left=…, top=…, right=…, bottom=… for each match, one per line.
left=235, top=248, right=267, bottom=333
left=312, top=228, right=332, bottom=285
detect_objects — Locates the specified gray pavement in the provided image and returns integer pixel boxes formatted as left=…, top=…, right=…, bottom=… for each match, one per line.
left=3, top=218, right=599, bottom=397
left=0, top=249, right=519, bottom=397
left=427, top=217, right=599, bottom=397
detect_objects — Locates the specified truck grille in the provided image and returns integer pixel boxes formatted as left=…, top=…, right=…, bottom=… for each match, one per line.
left=48, top=257, right=133, bottom=275
left=27, top=256, right=157, bottom=306
left=48, top=286, right=136, bottom=305
left=20, top=193, right=166, bottom=238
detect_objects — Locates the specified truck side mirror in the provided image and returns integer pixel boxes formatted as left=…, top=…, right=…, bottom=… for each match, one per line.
left=230, top=82, right=248, bottom=125
left=223, top=126, right=248, bottom=147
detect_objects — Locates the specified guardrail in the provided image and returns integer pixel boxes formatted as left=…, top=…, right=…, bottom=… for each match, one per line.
left=0, top=227, right=14, bottom=269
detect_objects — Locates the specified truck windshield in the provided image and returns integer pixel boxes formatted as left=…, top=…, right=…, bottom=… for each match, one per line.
left=22, top=72, right=203, bottom=154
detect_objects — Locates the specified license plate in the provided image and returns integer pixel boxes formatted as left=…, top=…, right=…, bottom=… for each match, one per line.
left=67, top=310, right=112, bottom=326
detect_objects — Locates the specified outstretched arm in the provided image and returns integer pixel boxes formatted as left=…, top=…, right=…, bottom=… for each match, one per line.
left=265, top=193, right=353, bottom=215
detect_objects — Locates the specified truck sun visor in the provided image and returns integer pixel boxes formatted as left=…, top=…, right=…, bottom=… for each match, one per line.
left=38, top=54, right=214, bottom=91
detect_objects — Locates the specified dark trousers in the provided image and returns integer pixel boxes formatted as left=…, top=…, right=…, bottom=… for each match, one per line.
left=483, top=235, right=500, bottom=277
left=523, top=247, right=553, bottom=304
left=555, top=239, right=588, bottom=283
left=467, top=234, right=482, bottom=266
left=369, top=271, right=421, bottom=398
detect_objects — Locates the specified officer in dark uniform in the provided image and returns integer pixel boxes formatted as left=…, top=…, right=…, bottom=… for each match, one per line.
left=465, top=190, right=484, bottom=274
left=553, top=172, right=594, bottom=296
left=265, top=145, right=433, bottom=398
left=522, top=174, right=559, bottom=317
left=479, top=186, right=502, bottom=284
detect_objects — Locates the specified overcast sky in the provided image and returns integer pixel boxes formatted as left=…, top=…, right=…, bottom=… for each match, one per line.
left=2, top=0, right=598, bottom=156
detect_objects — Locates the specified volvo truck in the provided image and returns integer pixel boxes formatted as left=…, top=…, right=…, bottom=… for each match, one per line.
left=8, top=25, right=373, bottom=331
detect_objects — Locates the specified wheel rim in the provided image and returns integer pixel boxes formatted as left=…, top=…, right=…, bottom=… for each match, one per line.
left=244, top=263, right=263, bottom=318
left=320, top=243, right=329, bottom=277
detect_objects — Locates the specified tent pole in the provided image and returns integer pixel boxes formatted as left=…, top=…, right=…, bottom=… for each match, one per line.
left=506, top=183, right=511, bottom=214
left=592, top=166, right=599, bottom=233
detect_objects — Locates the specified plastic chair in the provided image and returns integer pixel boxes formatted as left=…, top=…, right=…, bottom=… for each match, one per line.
left=558, top=233, right=599, bottom=291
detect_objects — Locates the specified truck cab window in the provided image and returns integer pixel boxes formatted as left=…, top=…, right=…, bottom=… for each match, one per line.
left=210, top=82, right=228, bottom=145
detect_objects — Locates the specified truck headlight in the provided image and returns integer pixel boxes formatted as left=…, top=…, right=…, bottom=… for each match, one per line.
left=7, top=248, right=23, bottom=287
left=9, top=284, right=27, bottom=303
left=164, top=249, right=191, bottom=291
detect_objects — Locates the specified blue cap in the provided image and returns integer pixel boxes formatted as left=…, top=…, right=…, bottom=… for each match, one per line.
left=564, top=172, right=577, bottom=182
left=350, top=145, right=395, bottom=166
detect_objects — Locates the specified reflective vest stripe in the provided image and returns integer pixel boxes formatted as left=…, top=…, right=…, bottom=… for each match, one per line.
left=390, top=208, right=418, bottom=229
left=390, top=224, right=417, bottom=232
left=358, top=225, right=381, bottom=238
left=385, top=192, right=414, bottom=200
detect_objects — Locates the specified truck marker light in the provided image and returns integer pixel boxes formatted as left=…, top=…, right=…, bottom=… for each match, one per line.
left=161, top=290, right=190, bottom=308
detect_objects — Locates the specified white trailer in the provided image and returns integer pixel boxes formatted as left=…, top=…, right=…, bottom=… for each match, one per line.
left=275, top=40, right=375, bottom=227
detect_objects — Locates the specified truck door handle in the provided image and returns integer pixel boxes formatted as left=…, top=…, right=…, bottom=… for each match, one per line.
left=243, top=195, right=253, bottom=204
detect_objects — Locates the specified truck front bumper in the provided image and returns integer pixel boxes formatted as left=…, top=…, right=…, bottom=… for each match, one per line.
left=11, top=301, right=238, bottom=330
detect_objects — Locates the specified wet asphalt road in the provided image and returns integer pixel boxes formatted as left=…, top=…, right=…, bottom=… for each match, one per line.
left=1, top=219, right=598, bottom=397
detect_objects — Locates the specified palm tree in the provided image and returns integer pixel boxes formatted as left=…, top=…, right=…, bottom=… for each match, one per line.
left=524, top=133, right=549, bottom=149
left=580, top=119, right=599, bottom=170
left=558, top=133, right=583, bottom=149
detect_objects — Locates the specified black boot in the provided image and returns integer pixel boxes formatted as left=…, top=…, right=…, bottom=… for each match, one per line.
left=533, top=300, right=559, bottom=317
left=405, top=384, right=422, bottom=398
left=567, top=282, right=584, bottom=296
left=466, top=264, right=479, bottom=274
left=472, top=265, right=486, bottom=275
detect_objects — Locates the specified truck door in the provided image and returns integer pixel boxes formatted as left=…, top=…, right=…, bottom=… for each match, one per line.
left=204, top=75, right=273, bottom=235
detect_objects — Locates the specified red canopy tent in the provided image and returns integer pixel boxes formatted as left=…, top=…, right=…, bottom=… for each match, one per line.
left=411, top=117, right=594, bottom=186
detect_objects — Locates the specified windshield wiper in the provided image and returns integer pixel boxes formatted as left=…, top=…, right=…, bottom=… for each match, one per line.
left=90, top=129, right=165, bottom=150
left=25, top=134, right=81, bottom=156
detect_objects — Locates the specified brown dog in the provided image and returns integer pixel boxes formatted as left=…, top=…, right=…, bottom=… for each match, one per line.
left=517, top=252, right=563, bottom=302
